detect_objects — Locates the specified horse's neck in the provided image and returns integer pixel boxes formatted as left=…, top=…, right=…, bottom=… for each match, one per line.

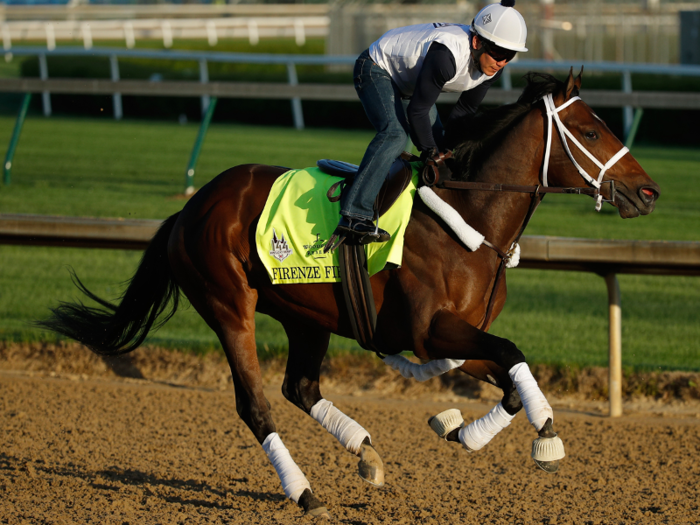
left=447, top=112, right=544, bottom=251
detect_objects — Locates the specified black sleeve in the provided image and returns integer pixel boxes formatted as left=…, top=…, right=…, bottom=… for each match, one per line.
left=444, top=68, right=503, bottom=129
left=406, top=42, right=456, bottom=153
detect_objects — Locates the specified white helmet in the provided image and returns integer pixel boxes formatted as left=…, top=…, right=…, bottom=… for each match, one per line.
left=473, top=0, right=528, bottom=53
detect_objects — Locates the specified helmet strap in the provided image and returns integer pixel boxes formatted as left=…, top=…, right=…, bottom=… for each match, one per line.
left=470, top=30, right=486, bottom=74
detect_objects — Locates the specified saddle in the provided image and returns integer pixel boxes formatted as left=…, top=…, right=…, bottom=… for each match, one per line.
left=318, top=154, right=416, bottom=219
left=317, top=153, right=417, bottom=355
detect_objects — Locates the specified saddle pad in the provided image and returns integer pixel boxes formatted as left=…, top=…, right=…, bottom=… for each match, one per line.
left=256, top=165, right=419, bottom=285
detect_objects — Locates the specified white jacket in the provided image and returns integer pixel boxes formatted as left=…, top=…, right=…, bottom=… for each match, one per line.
left=369, top=23, right=495, bottom=96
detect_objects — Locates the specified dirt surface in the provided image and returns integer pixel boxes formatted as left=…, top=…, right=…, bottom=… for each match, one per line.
left=2, top=345, right=700, bottom=524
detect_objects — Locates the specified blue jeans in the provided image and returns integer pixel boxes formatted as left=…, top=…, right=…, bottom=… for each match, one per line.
left=340, top=49, right=441, bottom=221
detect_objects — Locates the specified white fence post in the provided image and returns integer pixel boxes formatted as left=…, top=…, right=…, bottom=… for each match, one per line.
left=605, top=273, right=623, bottom=417
left=294, top=19, right=306, bottom=47
left=161, top=21, right=172, bottom=49
left=206, top=21, right=217, bottom=47
left=82, top=22, right=92, bottom=50
left=622, top=71, right=634, bottom=141
left=2, top=23, right=11, bottom=50
left=44, top=23, right=55, bottom=51
left=287, top=62, right=304, bottom=130
left=124, top=22, right=135, bottom=49
left=248, top=20, right=259, bottom=46
left=502, top=68, right=512, bottom=91
left=199, top=58, right=210, bottom=116
left=110, top=54, right=122, bottom=121
left=38, top=53, right=51, bottom=117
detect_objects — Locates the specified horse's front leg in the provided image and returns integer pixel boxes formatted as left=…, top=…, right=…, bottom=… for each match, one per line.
left=430, top=360, right=522, bottom=447
left=424, top=310, right=565, bottom=472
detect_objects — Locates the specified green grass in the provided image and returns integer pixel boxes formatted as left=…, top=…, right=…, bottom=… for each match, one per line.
left=0, top=115, right=698, bottom=370
left=0, top=116, right=372, bottom=218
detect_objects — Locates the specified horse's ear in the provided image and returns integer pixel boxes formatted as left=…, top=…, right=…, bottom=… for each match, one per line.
left=576, top=65, right=584, bottom=90
left=564, top=66, right=583, bottom=100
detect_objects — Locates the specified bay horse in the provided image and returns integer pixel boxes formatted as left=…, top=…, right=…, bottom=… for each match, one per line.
left=39, top=70, right=659, bottom=518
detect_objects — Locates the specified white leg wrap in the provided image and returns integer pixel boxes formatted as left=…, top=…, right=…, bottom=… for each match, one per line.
left=458, top=402, right=515, bottom=451
left=382, top=354, right=465, bottom=382
left=310, top=399, right=370, bottom=455
left=509, top=362, right=553, bottom=432
left=262, top=432, right=311, bottom=503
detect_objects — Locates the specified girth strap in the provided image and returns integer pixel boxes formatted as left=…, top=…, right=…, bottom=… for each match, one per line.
left=479, top=189, right=542, bottom=330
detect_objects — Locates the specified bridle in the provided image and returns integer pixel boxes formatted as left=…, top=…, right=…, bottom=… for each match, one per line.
left=430, top=92, right=629, bottom=208
left=541, top=93, right=628, bottom=211
left=419, top=91, right=631, bottom=330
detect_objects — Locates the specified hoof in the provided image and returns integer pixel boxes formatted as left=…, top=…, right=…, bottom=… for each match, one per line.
left=532, top=429, right=565, bottom=474
left=298, top=488, right=331, bottom=519
left=428, top=408, right=465, bottom=439
left=534, top=458, right=560, bottom=473
left=358, top=439, right=385, bottom=487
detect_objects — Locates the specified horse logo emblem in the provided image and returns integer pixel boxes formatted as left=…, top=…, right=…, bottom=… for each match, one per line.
left=269, top=228, right=293, bottom=262
left=482, top=13, right=492, bottom=24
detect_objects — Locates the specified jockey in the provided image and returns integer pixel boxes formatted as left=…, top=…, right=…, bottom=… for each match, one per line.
left=329, top=0, right=528, bottom=248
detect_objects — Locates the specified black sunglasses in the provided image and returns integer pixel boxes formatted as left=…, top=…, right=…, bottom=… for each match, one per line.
left=481, top=40, right=517, bottom=63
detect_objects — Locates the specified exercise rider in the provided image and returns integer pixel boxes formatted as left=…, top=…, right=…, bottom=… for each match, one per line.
left=327, top=0, right=528, bottom=250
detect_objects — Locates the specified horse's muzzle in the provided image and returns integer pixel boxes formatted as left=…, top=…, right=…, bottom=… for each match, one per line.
left=614, top=179, right=660, bottom=218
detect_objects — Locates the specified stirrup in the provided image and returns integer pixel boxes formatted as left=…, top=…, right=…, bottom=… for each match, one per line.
left=323, top=232, right=346, bottom=253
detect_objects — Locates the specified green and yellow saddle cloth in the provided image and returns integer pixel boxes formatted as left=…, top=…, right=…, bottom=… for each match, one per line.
left=256, top=165, right=420, bottom=284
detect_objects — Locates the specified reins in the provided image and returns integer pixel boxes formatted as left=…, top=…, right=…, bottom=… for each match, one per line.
left=421, top=92, right=629, bottom=331
left=441, top=180, right=602, bottom=196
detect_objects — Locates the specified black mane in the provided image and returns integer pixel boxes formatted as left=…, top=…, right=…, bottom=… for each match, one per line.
left=445, top=72, right=567, bottom=181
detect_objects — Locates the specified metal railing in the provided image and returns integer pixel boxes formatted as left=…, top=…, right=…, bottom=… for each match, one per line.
left=5, top=46, right=700, bottom=128
left=1, top=213, right=698, bottom=417
left=4, top=46, right=700, bottom=192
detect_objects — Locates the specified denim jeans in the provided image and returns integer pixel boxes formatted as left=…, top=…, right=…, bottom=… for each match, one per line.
left=340, top=49, right=441, bottom=221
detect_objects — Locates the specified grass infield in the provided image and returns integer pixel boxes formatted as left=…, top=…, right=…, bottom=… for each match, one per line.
left=0, top=115, right=698, bottom=371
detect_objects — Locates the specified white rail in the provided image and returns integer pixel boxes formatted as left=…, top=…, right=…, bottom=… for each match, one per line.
left=4, top=46, right=700, bottom=133
left=0, top=16, right=330, bottom=50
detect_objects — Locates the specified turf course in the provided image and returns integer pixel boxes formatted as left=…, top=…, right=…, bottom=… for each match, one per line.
left=0, top=115, right=698, bottom=370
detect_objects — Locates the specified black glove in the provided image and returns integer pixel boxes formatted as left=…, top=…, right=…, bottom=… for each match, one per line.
left=420, top=149, right=453, bottom=187
left=420, top=147, right=440, bottom=165
left=420, top=148, right=452, bottom=167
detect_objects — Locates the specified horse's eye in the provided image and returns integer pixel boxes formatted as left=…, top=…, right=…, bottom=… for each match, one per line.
left=585, top=131, right=598, bottom=140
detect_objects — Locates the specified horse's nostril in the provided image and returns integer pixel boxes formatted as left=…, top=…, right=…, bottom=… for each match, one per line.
left=640, top=187, right=658, bottom=203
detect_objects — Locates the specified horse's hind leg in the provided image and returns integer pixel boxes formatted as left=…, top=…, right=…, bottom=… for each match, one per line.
left=281, top=322, right=384, bottom=487
left=171, top=271, right=329, bottom=517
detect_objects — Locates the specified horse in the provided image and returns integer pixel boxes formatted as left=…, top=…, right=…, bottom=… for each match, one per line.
left=39, top=70, right=660, bottom=519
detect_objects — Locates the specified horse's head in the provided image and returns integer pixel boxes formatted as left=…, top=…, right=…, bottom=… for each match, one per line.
left=545, top=69, right=660, bottom=218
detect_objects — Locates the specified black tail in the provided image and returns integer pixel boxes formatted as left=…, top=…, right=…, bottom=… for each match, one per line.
left=37, top=213, right=181, bottom=356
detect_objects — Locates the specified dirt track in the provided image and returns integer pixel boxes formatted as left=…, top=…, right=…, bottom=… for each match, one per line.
left=2, top=352, right=700, bottom=525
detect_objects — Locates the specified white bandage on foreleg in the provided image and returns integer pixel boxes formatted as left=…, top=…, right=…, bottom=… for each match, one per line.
left=509, top=362, right=553, bottom=431
left=262, top=432, right=311, bottom=502
left=382, top=354, right=465, bottom=382
left=458, top=402, right=515, bottom=451
left=310, top=399, right=370, bottom=455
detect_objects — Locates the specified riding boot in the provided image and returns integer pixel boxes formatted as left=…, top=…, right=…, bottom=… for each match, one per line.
left=323, top=217, right=390, bottom=253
